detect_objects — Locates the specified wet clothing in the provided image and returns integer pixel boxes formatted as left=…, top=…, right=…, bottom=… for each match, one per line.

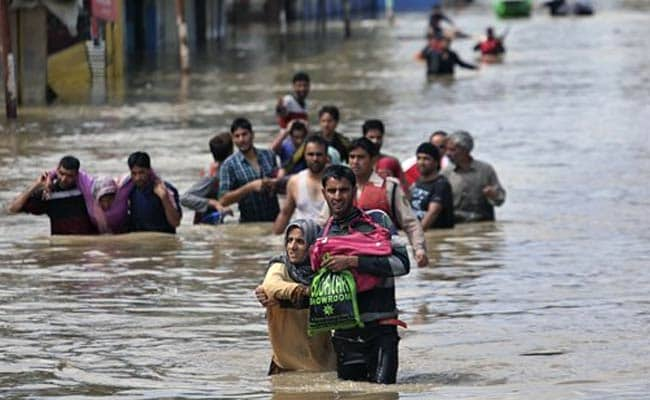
left=292, top=169, right=325, bottom=221
left=315, top=130, right=352, bottom=163
left=75, top=171, right=132, bottom=234
left=262, top=261, right=336, bottom=373
left=262, top=219, right=335, bottom=374
left=442, top=158, right=505, bottom=222
left=320, top=172, right=426, bottom=254
left=421, top=47, right=477, bottom=75
left=429, top=11, right=452, bottom=36
left=277, top=94, right=307, bottom=129
left=218, top=147, right=280, bottom=222
left=277, top=137, right=307, bottom=174
left=325, top=207, right=410, bottom=384
left=21, top=181, right=97, bottom=235
left=128, top=181, right=181, bottom=233
left=474, top=38, right=505, bottom=55
left=410, top=175, right=455, bottom=229
left=332, top=324, right=399, bottom=384
left=181, top=175, right=221, bottom=224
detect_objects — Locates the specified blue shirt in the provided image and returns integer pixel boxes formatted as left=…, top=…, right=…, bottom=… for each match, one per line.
left=218, top=147, right=280, bottom=222
left=128, top=181, right=181, bottom=234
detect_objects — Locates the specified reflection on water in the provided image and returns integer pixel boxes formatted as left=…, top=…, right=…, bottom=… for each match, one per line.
left=1, top=3, right=650, bottom=399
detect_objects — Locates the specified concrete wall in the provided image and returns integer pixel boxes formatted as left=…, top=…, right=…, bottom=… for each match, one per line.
left=17, top=7, right=48, bottom=105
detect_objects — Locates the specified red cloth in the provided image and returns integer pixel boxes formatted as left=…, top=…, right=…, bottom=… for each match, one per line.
left=310, top=213, right=392, bottom=292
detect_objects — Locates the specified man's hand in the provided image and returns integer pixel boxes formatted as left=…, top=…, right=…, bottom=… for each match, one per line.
left=483, top=185, right=499, bottom=200
left=321, top=255, right=358, bottom=272
left=207, top=199, right=233, bottom=216
left=153, top=179, right=168, bottom=199
left=254, top=285, right=277, bottom=307
left=415, top=249, right=429, bottom=267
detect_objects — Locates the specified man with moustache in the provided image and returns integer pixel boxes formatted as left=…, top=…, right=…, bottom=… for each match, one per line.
left=273, top=135, right=329, bottom=234
left=442, top=130, right=506, bottom=222
left=8, top=155, right=97, bottom=235
left=322, top=138, right=429, bottom=267
left=127, top=151, right=182, bottom=234
left=318, top=164, right=410, bottom=384
left=218, top=117, right=280, bottom=222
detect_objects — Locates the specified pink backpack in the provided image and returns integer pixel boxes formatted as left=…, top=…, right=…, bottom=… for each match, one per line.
left=310, top=212, right=392, bottom=292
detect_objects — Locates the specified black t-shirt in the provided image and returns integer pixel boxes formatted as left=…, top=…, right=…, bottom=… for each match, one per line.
left=22, top=183, right=97, bottom=235
left=410, top=175, right=454, bottom=229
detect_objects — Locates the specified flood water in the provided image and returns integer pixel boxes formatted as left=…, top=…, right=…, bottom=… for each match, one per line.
left=1, top=2, right=649, bottom=399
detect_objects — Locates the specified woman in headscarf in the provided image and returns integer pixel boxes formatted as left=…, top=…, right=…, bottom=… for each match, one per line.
left=260, top=219, right=336, bottom=375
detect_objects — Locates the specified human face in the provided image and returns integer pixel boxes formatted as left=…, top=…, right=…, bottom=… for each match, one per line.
left=364, top=129, right=383, bottom=151
left=293, top=80, right=310, bottom=101
left=56, top=166, right=78, bottom=189
left=232, top=127, right=254, bottom=153
left=348, top=147, right=373, bottom=180
left=322, top=177, right=355, bottom=219
left=130, top=166, right=151, bottom=188
left=430, top=134, right=447, bottom=155
left=98, top=193, right=116, bottom=211
left=416, top=153, right=438, bottom=177
left=445, top=141, right=468, bottom=165
left=286, top=226, right=308, bottom=264
left=290, top=129, right=307, bottom=148
left=319, top=112, right=337, bottom=137
left=304, top=142, right=327, bottom=174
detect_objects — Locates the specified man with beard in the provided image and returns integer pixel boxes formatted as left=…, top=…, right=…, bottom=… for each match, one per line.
left=442, top=130, right=506, bottom=222
left=8, top=155, right=97, bottom=235
left=127, top=151, right=182, bottom=234
left=410, top=143, right=454, bottom=229
left=219, top=117, right=280, bottom=222
left=273, top=135, right=329, bottom=234
left=323, top=138, right=428, bottom=267
left=318, top=164, right=410, bottom=384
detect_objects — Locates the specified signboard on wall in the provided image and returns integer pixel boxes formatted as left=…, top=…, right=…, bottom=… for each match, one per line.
left=91, top=0, right=117, bottom=21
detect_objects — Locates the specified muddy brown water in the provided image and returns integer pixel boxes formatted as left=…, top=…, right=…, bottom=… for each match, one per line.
left=1, top=3, right=649, bottom=399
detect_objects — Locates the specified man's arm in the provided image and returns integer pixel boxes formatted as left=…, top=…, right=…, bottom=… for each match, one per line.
left=484, top=165, right=506, bottom=206
left=154, top=181, right=182, bottom=228
left=272, top=175, right=298, bottom=234
left=218, top=178, right=268, bottom=207
left=454, top=52, right=478, bottom=70
left=420, top=201, right=443, bottom=230
left=270, top=127, right=289, bottom=154
left=390, top=180, right=428, bottom=266
left=357, top=241, right=411, bottom=277
left=7, top=172, right=48, bottom=214
left=180, top=175, right=219, bottom=213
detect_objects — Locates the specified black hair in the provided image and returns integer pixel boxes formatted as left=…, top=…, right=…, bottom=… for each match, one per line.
left=416, top=142, right=441, bottom=163
left=349, top=137, right=379, bottom=158
left=304, top=134, right=328, bottom=151
left=289, top=121, right=308, bottom=136
left=209, top=132, right=234, bottom=163
left=321, top=164, right=356, bottom=188
left=292, top=71, right=310, bottom=83
left=59, top=155, right=80, bottom=171
left=127, top=151, right=151, bottom=169
left=362, top=119, right=385, bottom=135
left=230, top=117, right=253, bottom=134
left=318, top=105, right=340, bottom=122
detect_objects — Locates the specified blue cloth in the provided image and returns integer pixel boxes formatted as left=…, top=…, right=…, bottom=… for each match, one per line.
left=128, top=181, right=181, bottom=234
left=218, top=147, right=280, bottom=222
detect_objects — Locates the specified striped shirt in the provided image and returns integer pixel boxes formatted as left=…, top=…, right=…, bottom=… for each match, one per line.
left=218, top=147, right=280, bottom=222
